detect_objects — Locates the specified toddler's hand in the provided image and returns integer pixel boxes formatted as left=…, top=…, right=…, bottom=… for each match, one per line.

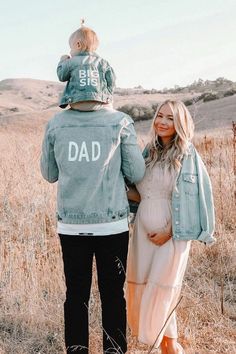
left=60, top=54, right=70, bottom=61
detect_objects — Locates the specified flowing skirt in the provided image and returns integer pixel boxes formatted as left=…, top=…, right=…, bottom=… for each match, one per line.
left=126, top=198, right=191, bottom=348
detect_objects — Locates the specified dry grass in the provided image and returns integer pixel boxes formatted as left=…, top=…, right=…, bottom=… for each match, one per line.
left=0, top=120, right=235, bottom=354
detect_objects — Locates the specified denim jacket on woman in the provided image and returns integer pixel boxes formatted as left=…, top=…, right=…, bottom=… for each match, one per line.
left=40, top=108, right=145, bottom=225
left=57, top=52, right=116, bottom=108
left=139, top=144, right=215, bottom=245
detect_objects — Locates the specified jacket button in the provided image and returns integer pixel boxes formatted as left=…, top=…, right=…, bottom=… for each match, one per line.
left=175, top=193, right=179, bottom=197
left=175, top=207, right=179, bottom=211
left=175, top=221, right=179, bottom=225
left=176, top=235, right=180, bottom=238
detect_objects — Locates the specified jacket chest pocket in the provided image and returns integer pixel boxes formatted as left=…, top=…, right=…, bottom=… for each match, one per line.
left=182, top=173, right=199, bottom=195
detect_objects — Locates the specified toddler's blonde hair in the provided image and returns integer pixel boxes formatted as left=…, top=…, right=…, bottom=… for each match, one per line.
left=69, top=26, right=99, bottom=52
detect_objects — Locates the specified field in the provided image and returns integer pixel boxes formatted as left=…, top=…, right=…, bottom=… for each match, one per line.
left=0, top=79, right=236, bottom=353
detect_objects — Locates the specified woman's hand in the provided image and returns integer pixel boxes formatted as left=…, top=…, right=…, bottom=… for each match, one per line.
left=147, top=222, right=172, bottom=246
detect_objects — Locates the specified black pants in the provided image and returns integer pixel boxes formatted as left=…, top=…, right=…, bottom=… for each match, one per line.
left=59, top=232, right=129, bottom=354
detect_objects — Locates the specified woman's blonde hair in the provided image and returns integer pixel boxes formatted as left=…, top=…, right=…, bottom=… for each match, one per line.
left=69, top=26, right=99, bottom=52
left=145, top=100, right=194, bottom=171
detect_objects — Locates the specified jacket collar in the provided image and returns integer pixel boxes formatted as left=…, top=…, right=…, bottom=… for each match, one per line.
left=74, top=51, right=99, bottom=57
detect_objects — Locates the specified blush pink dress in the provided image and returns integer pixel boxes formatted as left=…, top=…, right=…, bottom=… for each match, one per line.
left=126, top=163, right=191, bottom=348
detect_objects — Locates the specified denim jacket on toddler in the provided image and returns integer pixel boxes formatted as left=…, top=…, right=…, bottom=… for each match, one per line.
left=129, top=143, right=216, bottom=245
left=40, top=108, right=145, bottom=225
left=57, top=51, right=116, bottom=108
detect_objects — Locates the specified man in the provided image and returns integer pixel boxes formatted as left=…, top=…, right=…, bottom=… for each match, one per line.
left=40, top=106, right=145, bottom=354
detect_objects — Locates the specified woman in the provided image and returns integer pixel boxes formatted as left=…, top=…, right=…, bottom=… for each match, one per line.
left=126, top=100, right=215, bottom=354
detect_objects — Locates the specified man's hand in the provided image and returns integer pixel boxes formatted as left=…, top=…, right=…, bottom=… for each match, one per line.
left=147, top=221, right=172, bottom=246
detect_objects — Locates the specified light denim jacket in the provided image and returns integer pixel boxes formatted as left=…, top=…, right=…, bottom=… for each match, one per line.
left=132, top=144, right=215, bottom=245
left=40, top=108, right=145, bottom=224
left=57, top=52, right=116, bottom=108
left=171, top=144, right=215, bottom=244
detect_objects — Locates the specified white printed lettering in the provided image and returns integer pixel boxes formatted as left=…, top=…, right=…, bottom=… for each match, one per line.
left=68, top=141, right=101, bottom=162
left=91, top=78, right=98, bottom=86
left=68, top=141, right=79, bottom=161
left=92, top=142, right=101, bottom=161
left=80, top=78, right=86, bottom=86
left=91, top=70, right=99, bottom=78
left=79, top=70, right=86, bottom=78
left=78, top=141, right=89, bottom=161
left=78, top=68, right=99, bottom=86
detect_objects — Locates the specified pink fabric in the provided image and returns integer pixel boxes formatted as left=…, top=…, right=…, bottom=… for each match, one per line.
left=126, top=164, right=191, bottom=348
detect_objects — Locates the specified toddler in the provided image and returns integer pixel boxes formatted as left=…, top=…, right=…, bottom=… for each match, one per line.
left=57, top=22, right=116, bottom=110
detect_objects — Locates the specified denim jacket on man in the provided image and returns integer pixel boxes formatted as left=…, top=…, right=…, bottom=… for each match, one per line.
left=57, top=52, right=116, bottom=108
left=131, top=144, right=215, bottom=245
left=40, top=108, right=145, bottom=224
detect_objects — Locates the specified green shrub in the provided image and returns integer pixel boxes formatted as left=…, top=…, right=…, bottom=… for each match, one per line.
left=184, top=96, right=202, bottom=106
left=184, top=99, right=194, bottom=106
left=203, top=93, right=220, bottom=102
left=223, top=89, right=236, bottom=97
left=118, top=103, right=158, bottom=122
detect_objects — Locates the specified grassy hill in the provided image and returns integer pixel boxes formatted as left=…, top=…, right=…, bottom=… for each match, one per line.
left=1, top=77, right=236, bottom=133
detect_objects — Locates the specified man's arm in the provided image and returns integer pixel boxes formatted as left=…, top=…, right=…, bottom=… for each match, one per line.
left=40, top=123, right=59, bottom=183
left=120, top=116, right=145, bottom=183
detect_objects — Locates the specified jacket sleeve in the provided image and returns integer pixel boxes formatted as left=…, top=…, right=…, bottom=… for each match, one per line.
left=104, top=63, right=116, bottom=94
left=126, top=145, right=148, bottom=214
left=57, top=58, right=71, bottom=82
left=195, top=150, right=216, bottom=244
left=120, top=116, right=145, bottom=184
left=40, top=123, right=59, bottom=183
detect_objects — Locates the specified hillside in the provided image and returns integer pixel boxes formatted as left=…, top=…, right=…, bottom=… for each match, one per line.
left=0, top=78, right=236, bottom=132
left=0, top=79, right=62, bottom=116
left=135, top=94, right=236, bottom=136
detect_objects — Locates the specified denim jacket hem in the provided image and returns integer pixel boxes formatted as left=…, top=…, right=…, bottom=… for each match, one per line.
left=56, top=208, right=129, bottom=224
left=59, top=91, right=113, bottom=108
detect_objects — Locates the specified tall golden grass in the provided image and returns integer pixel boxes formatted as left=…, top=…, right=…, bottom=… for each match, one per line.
left=0, top=121, right=235, bottom=354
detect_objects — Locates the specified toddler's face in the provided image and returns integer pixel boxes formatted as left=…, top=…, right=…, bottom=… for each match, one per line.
left=69, top=38, right=81, bottom=56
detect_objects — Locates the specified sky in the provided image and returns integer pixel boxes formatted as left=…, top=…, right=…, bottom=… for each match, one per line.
left=1, top=0, right=236, bottom=89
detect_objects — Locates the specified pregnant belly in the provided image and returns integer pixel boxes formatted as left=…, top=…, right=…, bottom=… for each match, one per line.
left=137, top=199, right=172, bottom=234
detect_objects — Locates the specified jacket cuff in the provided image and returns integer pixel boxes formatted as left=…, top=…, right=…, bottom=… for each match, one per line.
left=198, top=231, right=216, bottom=245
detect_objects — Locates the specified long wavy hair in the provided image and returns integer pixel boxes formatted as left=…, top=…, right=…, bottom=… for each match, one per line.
left=145, top=100, right=194, bottom=171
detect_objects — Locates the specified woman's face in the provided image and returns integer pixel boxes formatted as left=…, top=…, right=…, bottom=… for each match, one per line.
left=154, top=103, right=176, bottom=145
